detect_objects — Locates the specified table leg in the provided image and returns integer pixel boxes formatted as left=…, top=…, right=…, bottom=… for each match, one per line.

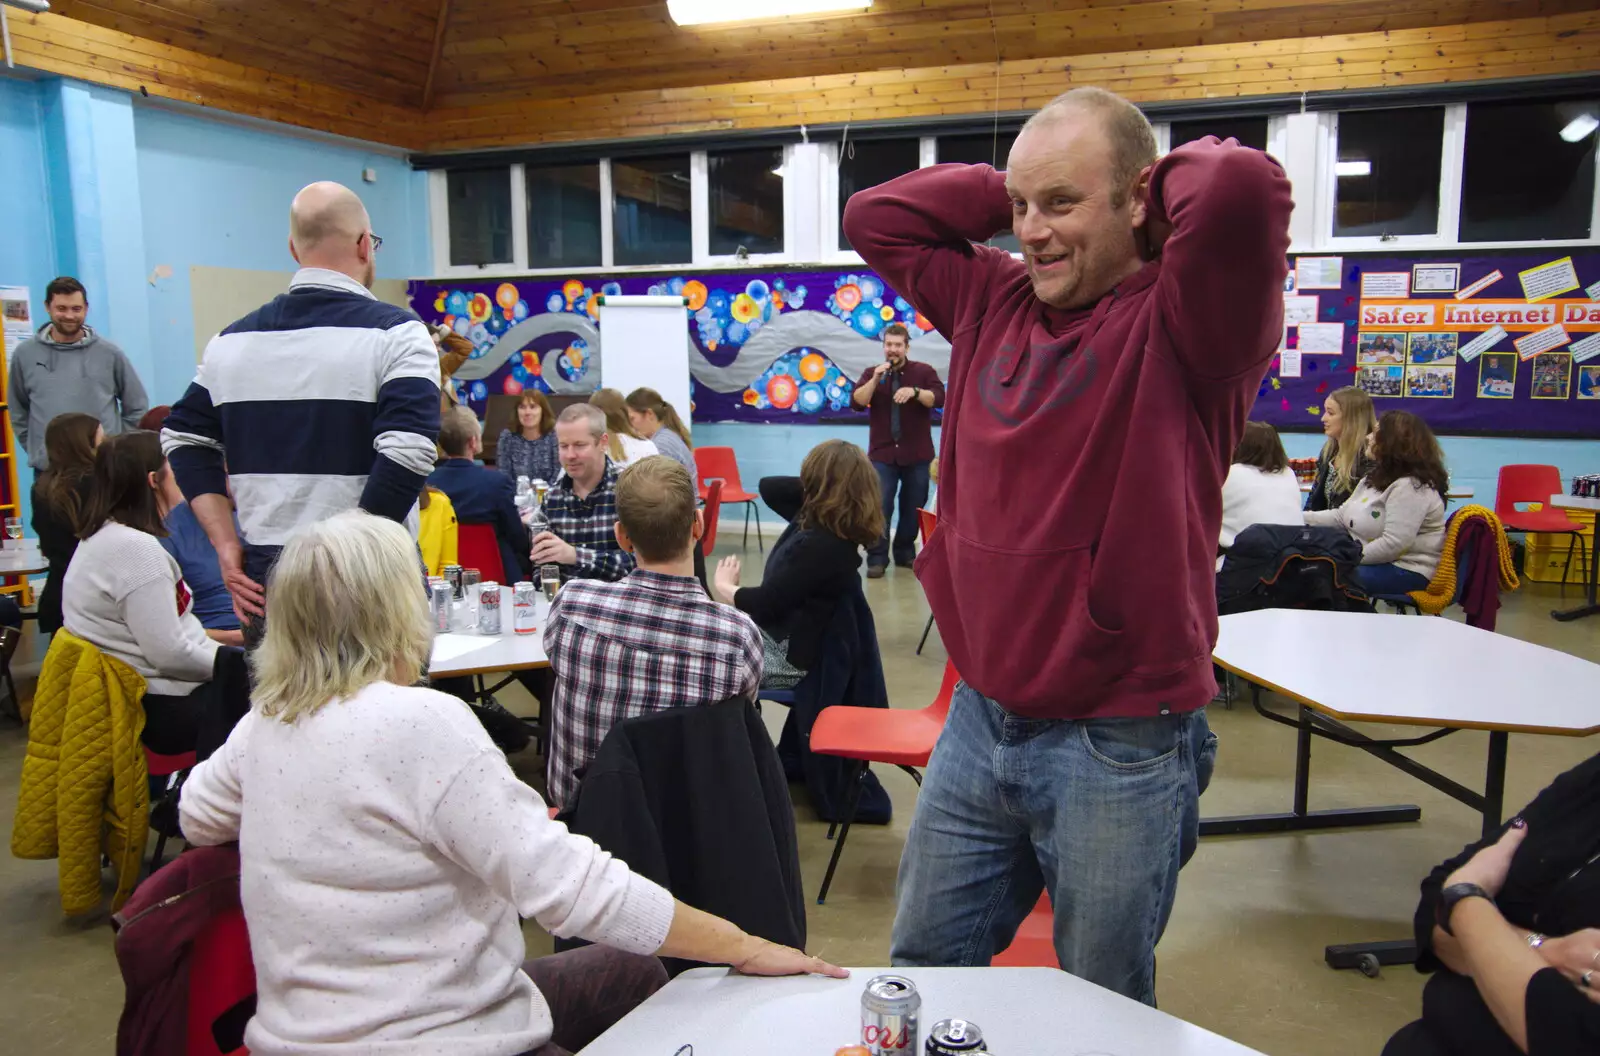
left=1482, top=731, right=1508, bottom=840
left=1200, top=700, right=1422, bottom=837
left=1552, top=529, right=1600, bottom=622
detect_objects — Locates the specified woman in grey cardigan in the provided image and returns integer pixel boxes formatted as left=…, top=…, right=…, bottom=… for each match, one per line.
left=1305, top=410, right=1447, bottom=596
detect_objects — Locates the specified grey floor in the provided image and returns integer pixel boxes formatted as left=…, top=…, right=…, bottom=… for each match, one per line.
left=1, top=536, right=1597, bottom=1056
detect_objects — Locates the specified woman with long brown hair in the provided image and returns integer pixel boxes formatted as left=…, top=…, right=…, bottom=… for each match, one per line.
left=1306, top=409, right=1448, bottom=596
left=588, top=388, right=659, bottom=468
left=712, top=439, right=883, bottom=686
left=1218, top=421, right=1304, bottom=564
left=31, top=412, right=104, bottom=633
left=1307, top=385, right=1378, bottom=512
left=624, top=387, right=695, bottom=478
left=495, top=390, right=560, bottom=486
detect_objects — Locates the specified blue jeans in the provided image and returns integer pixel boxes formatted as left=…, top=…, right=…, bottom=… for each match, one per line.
left=870, top=460, right=931, bottom=568
left=1352, top=563, right=1430, bottom=596
left=890, top=683, right=1217, bottom=1004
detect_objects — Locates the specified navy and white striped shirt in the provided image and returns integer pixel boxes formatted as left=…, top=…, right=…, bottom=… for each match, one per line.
left=163, top=268, right=440, bottom=580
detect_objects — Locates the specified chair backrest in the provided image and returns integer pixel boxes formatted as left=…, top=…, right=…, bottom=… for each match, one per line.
left=917, top=508, right=937, bottom=545
left=0, top=625, right=19, bottom=666
left=701, top=479, right=724, bottom=555
left=456, top=522, right=506, bottom=584
left=145, top=746, right=197, bottom=779
left=1495, top=464, right=1564, bottom=518
left=928, top=659, right=960, bottom=720
left=694, top=446, right=746, bottom=495
left=186, top=906, right=256, bottom=1056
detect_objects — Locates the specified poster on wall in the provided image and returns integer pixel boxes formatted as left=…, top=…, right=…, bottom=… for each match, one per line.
left=1, top=287, right=32, bottom=359
left=409, top=272, right=945, bottom=425
left=1265, top=250, right=1600, bottom=438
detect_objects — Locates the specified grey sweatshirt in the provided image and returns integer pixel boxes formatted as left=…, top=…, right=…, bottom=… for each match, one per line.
left=9, top=324, right=149, bottom=469
left=1305, top=476, right=1446, bottom=579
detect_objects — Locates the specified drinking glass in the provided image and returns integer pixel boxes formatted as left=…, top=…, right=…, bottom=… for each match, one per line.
left=3, top=517, right=19, bottom=551
left=540, top=564, right=561, bottom=603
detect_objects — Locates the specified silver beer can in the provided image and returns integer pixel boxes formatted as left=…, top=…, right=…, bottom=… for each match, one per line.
left=443, top=564, right=464, bottom=599
left=861, top=974, right=919, bottom=1054
left=926, top=1019, right=985, bottom=1054
left=477, top=582, right=502, bottom=635
left=513, top=581, right=538, bottom=635
left=430, top=582, right=451, bottom=633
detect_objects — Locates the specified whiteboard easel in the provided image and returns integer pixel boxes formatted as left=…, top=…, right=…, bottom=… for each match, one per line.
left=597, top=295, right=692, bottom=429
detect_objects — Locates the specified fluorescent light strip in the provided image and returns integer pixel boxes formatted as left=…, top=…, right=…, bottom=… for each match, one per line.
left=1560, top=113, right=1599, bottom=143
left=667, top=0, right=871, bottom=27
left=1334, top=160, right=1372, bottom=177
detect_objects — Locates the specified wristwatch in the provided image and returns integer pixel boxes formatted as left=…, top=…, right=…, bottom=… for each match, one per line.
left=1436, top=882, right=1494, bottom=935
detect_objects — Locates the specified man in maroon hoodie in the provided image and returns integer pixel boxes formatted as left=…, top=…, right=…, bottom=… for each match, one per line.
left=845, top=87, right=1291, bottom=1003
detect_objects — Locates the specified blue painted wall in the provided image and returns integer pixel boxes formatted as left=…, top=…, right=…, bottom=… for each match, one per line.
left=0, top=74, right=431, bottom=531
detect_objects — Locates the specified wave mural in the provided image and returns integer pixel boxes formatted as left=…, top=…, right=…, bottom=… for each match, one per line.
left=410, top=270, right=947, bottom=423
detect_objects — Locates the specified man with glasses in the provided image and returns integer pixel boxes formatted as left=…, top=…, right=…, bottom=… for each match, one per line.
left=163, top=181, right=439, bottom=644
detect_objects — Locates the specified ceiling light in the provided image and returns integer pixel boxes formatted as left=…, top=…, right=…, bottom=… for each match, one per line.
left=1560, top=113, right=1599, bottom=143
left=667, top=0, right=870, bottom=27
left=1335, top=160, right=1372, bottom=177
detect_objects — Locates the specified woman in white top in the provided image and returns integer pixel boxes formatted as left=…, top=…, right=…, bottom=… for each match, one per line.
left=1304, top=409, right=1448, bottom=596
left=1218, top=421, right=1306, bottom=568
left=62, top=430, right=224, bottom=754
left=589, top=388, right=659, bottom=468
left=179, top=511, right=844, bottom=1056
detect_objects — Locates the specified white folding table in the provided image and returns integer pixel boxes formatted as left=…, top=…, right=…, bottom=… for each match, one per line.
left=427, top=590, right=550, bottom=679
left=580, top=966, right=1268, bottom=1056
left=1200, top=609, right=1600, bottom=973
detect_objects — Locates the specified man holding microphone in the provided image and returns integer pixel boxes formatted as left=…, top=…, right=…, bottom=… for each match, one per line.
left=852, top=322, right=944, bottom=578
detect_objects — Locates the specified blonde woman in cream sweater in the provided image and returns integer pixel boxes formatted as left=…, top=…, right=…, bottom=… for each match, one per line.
left=1304, top=410, right=1447, bottom=597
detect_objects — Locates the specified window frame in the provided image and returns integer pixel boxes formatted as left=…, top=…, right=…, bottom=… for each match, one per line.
left=697, top=144, right=794, bottom=266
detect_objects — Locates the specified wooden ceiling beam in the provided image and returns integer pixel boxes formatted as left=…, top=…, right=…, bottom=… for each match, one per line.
left=422, top=0, right=454, bottom=110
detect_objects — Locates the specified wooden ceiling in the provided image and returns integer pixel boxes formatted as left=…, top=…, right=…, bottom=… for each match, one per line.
left=10, top=0, right=1600, bottom=151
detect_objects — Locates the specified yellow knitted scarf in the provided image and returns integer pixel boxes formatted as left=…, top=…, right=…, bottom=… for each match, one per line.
left=1407, top=504, right=1520, bottom=615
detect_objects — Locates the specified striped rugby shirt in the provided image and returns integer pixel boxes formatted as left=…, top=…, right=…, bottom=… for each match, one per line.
left=162, top=268, right=441, bottom=582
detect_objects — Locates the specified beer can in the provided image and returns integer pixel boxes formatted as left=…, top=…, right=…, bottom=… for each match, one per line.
left=925, top=1019, right=985, bottom=1054
left=532, top=478, right=549, bottom=505
left=430, top=582, right=451, bottom=633
left=513, top=581, right=538, bottom=635
left=861, top=974, right=919, bottom=1054
left=444, top=564, right=464, bottom=599
left=477, top=582, right=502, bottom=635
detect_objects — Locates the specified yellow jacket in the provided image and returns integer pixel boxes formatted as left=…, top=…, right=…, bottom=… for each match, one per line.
left=418, top=488, right=459, bottom=577
left=12, top=630, right=149, bottom=915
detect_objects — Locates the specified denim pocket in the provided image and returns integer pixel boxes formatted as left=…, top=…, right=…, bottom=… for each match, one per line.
left=1079, top=715, right=1183, bottom=771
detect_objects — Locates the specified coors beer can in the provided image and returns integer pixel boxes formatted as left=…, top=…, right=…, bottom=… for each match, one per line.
left=861, top=974, right=919, bottom=1054
left=443, top=564, right=464, bottom=599
left=513, top=581, right=538, bottom=635
left=430, top=582, right=451, bottom=633
left=477, top=582, right=502, bottom=635
left=926, top=1019, right=985, bottom=1054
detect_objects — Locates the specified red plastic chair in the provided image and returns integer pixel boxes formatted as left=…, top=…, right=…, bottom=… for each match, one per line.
left=1495, top=465, right=1583, bottom=586
left=992, top=893, right=1060, bottom=968
left=146, top=746, right=197, bottom=872
left=808, top=659, right=961, bottom=903
left=187, top=906, right=255, bottom=1055
left=694, top=446, right=763, bottom=554
left=915, top=509, right=937, bottom=655
left=456, top=523, right=507, bottom=585
left=701, top=479, right=724, bottom=556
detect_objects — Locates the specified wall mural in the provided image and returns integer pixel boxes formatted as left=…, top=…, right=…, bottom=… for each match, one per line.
left=411, top=248, right=1600, bottom=437
left=408, top=270, right=948, bottom=424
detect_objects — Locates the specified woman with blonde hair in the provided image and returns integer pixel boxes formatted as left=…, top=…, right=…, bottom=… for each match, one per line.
left=496, top=389, right=560, bottom=487
left=1307, top=385, right=1378, bottom=512
left=624, top=387, right=696, bottom=478
left=588, top=388, right=659, bottom=468
left=179, top=511, right=843, bottom=1056
left=712, top=439, right=883, bottom=687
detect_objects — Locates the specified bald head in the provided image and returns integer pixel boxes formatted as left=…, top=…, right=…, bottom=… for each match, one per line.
left=288, top=181, right=376, bottom=287
left=1020, top=87, right=1157, bottom=207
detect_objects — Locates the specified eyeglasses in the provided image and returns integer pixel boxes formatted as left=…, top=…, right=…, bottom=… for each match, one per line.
left=365, top=232, right=385, bottom=252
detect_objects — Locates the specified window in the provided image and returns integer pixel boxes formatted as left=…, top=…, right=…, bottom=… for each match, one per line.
left=709, top=147, right=785, bottom=256
left=1333, top=107, right=1444, bottom=238
left=447, top=167, right=513, bottom=266
left=525, top=163, right=602, bottom=269
left=1169, top=117, right=1268, bottom=152
left=938, top=132, right=1021, bottom=253
left=1459, top=100, right=1597, bottom=242
left=838, top=137, right=922, bottom=251
left=612, top=154, right=692, bottom=266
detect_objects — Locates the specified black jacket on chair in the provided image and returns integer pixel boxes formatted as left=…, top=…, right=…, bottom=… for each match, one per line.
left=1216, top=523, right=1369, bottom=615
left=560, top=697, right=806, bottom=974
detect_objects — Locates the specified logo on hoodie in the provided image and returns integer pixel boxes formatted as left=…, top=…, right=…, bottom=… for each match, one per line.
left=975, top=339, right=1098, bottom=427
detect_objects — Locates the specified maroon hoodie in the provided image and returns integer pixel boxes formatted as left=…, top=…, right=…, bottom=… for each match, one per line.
left=845, top=139, right=1292, bottom=719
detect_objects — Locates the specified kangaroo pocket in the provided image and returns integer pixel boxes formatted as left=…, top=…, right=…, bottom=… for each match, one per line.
left=919, top=528, right=1127, bottom=712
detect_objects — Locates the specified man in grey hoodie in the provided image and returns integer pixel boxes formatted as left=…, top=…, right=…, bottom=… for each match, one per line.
left=9, top=276, right=149, bottom=470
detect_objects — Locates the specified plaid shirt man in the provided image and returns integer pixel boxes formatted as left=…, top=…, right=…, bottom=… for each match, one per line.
left=543, top=569, right=763, bottom=807
left=544, top=459, right=634, bottom=582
